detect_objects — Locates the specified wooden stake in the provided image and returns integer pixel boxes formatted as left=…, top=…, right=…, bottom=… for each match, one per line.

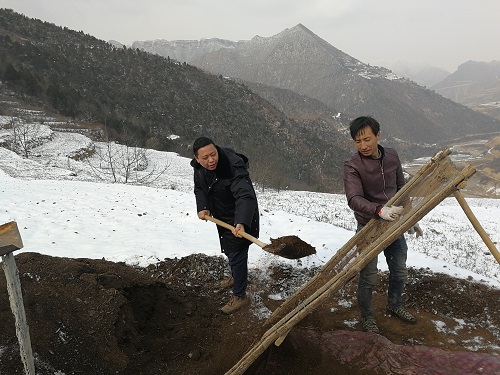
left=453, top=190, right=500, bottom=265
left=1, top=221, right=35, bottom=375
left=2, top=253, right=36, bottom=375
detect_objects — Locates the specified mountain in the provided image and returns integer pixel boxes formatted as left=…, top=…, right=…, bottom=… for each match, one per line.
left=0, top=9, right=353, bottom=193
left=131, top=38, right=239, bottom=64
left=431, top=60, right=500, bottom=121
left=134, top=24, right=500, bottom=146
left=375, top=60, right=451, bottom=88
left=108, top=40, right=125, bottom=49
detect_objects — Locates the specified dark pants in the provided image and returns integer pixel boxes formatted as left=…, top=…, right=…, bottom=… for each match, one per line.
left=357, top=224, right=408, bottom=319
left=218, top=226, right=250, bottom=297
left=225, top=248, right=249, bottom=297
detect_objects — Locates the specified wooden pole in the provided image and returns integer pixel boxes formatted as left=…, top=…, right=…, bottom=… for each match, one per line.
left=2, top=253, right=36, bottom=375
left=1, top=221, right=35, bottom=375
left=453, top=190, right=500, bottom=265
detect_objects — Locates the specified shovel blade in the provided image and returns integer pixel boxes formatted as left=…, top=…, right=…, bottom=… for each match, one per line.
left=263, top=235, right=316, bottom=260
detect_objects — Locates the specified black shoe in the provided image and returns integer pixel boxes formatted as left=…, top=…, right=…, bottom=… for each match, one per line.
left=386, top=305, right=416, bottom=323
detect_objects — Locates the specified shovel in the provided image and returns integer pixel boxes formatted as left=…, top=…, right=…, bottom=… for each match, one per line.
left=204, top=216, right=316, bottom=260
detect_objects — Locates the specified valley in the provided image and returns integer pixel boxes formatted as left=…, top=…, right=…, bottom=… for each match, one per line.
left=404, top=133, right=500, bottom=198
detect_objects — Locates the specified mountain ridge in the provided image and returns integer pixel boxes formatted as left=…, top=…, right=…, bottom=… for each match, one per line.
left=431, top=60, right=500, bottom=120
left=133, top=24, right=500, bottom=146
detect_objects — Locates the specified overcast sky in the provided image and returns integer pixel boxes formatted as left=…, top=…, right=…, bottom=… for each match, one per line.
left=3, top=0, right=500, bottom=72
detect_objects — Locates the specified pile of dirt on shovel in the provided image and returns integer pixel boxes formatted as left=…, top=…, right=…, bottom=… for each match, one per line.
left=0, top=252, right=499, bottom=375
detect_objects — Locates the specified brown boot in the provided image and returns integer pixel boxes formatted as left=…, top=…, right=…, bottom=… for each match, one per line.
left=220, top=295, right=249, bottom=315
left=220, top=276, right=234, bottom=288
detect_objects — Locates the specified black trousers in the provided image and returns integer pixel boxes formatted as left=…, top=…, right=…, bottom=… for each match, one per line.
left=225, top=247, right=249, bottom=297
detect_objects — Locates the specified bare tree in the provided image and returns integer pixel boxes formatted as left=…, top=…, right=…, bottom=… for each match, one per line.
left=86, top=141, right=170, bottom=185
left=8, top=117, right=48, bottom=158
left=91, top=141, right=121, bottom=182
left=120, top=144, right=146, bottom=183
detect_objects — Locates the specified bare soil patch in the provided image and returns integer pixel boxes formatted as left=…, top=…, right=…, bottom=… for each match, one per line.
left=1, top=252, right=499, bottom=374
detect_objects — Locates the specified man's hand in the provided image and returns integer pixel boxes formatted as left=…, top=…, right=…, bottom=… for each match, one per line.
left=378, top=205, right=404, bottom=221
left=198, top=210, right=210, bottom=220
left=232, top=223, right=246, bottom=238
left=407, top=223, right=423, bottom=237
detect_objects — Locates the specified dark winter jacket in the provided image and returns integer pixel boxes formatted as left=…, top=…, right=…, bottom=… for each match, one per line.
left=343, top=145, right=405, bottom=225
left=191, top=146, right=259, bottom=253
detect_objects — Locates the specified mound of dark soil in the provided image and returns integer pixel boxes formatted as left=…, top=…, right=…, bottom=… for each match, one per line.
left=0, top=252, right=499, bottom=374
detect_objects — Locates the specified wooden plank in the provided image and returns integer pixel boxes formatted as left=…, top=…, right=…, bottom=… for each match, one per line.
left=0, top=221, right=24, bottom=256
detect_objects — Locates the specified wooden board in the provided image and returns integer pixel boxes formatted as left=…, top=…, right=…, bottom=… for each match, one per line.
left=0, top=221, right=24, bottom=256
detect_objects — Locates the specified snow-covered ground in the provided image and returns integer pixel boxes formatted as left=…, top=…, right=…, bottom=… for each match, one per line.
left=1, top=118, right=499, bottom=289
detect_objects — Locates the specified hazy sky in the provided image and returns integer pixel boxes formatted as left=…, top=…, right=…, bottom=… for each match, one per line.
left=3, top=0, right=500, bottom=72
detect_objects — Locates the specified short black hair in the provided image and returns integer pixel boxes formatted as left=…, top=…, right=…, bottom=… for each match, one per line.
left=349, top=116, right=380, bottom=139
left=193, top=137, right=215, bottom=156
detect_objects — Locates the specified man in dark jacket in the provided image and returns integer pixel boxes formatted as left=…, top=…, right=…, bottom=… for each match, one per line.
left=191, top=137, right=259, bottom=314
left=343, top=116, right=422, bottom=333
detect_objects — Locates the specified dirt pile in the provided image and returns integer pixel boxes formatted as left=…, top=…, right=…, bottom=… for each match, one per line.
left=0, top=252, right=499, bottom=374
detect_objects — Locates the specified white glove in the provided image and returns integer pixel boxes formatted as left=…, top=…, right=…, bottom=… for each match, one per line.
left=378, top=205, right=404, bottom=221
left=407, top=223, right=423, bottom=237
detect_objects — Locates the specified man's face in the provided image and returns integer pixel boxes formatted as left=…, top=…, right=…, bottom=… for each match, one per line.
left=353, top=126, right=381, bottom=158
left=195, top=144, right=219, bottom=170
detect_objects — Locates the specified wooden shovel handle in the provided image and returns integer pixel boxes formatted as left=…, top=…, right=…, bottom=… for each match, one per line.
left=453, top=190, right=500, bottom=265
left=204, top=216, right=267, bottom=248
